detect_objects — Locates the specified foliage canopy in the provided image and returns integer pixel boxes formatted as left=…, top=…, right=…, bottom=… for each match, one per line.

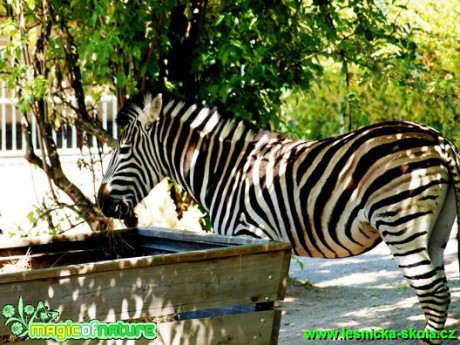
left=0, top=0, right=458, bottom=232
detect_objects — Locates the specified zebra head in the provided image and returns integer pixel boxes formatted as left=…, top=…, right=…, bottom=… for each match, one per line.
left=97, top=92, right=165, bottom=224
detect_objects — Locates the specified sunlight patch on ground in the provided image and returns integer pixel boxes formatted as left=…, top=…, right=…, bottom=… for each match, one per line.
left=317, top=270, right=402, bottom=288
left=343, top=295, right=419, bottom=319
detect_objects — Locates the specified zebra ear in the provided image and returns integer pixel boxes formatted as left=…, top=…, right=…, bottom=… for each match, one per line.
left=140, top=93, right=162, bottom=127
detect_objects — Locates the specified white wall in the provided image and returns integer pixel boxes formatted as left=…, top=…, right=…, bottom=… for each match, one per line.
left=0, top=154, right=203, bottom=237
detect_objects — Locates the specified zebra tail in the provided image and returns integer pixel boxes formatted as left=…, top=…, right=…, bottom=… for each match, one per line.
left=456, top=153, right=460, bottom=281
left=445, top=140, right=460, bottom=279
left=456, top=163, right=460, bottom=282
left=447, top=141, right=460, bottom=280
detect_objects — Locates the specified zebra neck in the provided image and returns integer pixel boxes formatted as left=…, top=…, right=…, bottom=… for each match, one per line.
left=159, top=100, right=260, bottom=212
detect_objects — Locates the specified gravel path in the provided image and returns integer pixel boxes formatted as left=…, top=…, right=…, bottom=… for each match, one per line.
left=278, top=236, right=460, bottom=344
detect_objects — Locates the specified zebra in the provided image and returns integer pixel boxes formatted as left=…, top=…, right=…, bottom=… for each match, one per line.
left=98, top=91, right=460, bottom=343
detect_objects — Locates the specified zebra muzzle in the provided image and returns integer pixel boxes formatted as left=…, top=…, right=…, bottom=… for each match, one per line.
left=97, top=183, right=134, bottom=220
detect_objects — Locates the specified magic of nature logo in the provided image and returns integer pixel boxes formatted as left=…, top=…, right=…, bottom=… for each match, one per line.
left=3, top=296, right=157, bottom=342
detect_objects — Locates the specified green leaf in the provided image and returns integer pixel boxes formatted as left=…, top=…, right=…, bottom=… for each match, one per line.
left=25, top=0, right=35, bottom=10
left=18, top=296, right=24, bottom=321
left=293, top=256, right=304, bottom=271
left=219, top=84, right=232, bottom=103
left=116, top=71, right=127, bottom=88
left=26, top=211, right=35, bottom=224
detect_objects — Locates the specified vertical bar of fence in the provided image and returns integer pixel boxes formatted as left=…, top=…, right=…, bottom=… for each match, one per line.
left=10, top=55, right=19, bottom=152
left=112, top=95, right=118, bottom=139
left=102, top=97, right=108, bottom=130
left=18, top=88, right=25, bottom=151
left=1, top=104, right=5, bottom=152
left=52, top=120, right=57, bottom=144
left=11, top=95, right=16, bottom=151
left=92, top=101, right=97, bottom=148
left=71, top=124, right=77, bottom=149
left=62, top=103, right=67, bottom=149
left=71, top=98, right=77, bottom=149
left=1, top=49, right=6, bottom=152
left=101, top=97, right=108, bottom=151
left=31, top=114, right=37, bottom=150
left=1, top=101, right=6, bottom=152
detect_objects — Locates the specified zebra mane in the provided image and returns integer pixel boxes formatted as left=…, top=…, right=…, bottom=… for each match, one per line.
left=117, top=90, right=266, bottom=140
left=162, top=93, right=266, bottom=140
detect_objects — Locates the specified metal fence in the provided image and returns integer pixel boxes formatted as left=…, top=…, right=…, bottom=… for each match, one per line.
left=0, top=91, right=118, bottom=158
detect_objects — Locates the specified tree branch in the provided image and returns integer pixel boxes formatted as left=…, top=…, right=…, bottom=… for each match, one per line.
left=20, top=1, right=110, bottom=230
left=281, top=32, right=355, bottom=74
left=22, top=115, right=45, bottom=169
left=71, top=117, right=117, bottom=147
left=140, top=5, right=166, bottom=91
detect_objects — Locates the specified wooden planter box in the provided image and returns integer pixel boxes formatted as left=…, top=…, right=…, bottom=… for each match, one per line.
left=0, top=227, right=291, bottom=344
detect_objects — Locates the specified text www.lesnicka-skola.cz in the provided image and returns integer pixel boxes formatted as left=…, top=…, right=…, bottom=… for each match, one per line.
left=303, top=328, right=458, bottom=341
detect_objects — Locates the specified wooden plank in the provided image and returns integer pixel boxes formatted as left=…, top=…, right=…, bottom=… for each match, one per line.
left=0, top=240, right=291, bottom=285
left=276, top=248, right=292, bottom=301
left=0, top=250, right=287, bottom=336
left=156, top=309, right=281, bottom=345
left=0, top=228, right=291, bottom=277
left=13, top=309, right=280, bottom=345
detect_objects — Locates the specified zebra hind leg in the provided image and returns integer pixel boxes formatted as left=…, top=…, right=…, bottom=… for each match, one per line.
left=428, top=188, right=457, bottom=283
left=388, top=243, right=450, bottom=345
left=423, top=187, right=457, bottom=343
left=379, top=206, right=454, bottom=345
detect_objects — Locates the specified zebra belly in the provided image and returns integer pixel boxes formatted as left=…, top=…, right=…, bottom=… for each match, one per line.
left=291, top=215, right=383, bottom=259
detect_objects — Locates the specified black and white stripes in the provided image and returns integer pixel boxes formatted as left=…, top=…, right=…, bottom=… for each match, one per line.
left=98, top=91, right=460, bottom=343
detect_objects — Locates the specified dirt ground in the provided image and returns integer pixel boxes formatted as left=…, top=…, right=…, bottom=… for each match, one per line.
left=277, top=236, right=460, bottom=345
